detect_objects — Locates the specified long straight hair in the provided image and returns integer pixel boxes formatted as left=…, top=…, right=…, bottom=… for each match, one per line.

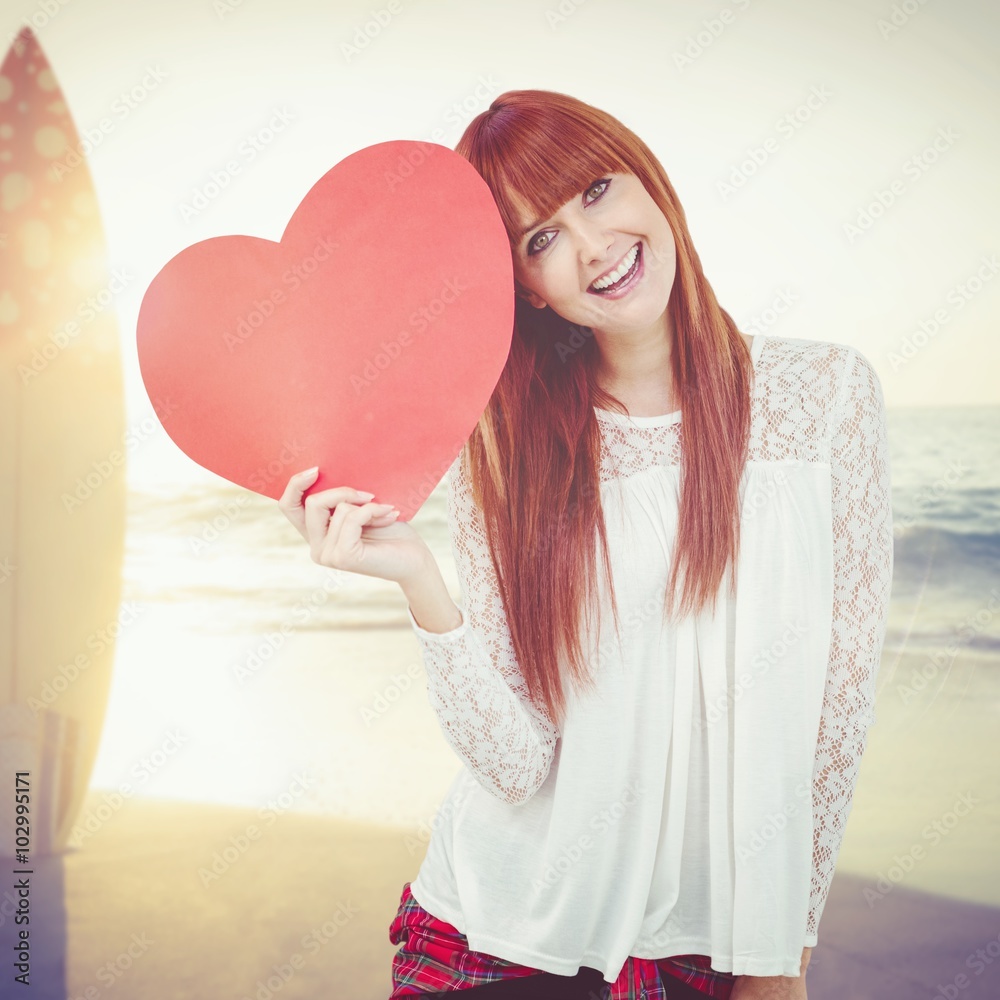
left=454, top=90, right=754, bottom=733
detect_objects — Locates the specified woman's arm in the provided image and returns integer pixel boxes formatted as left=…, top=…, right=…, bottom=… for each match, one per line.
left=806, top=347, right=894, bottom=944
left=731, top=947, right=812, bottom=999
left=399, top=451, right=560, bottom=805
left=402, top=555, right=464, bottom=634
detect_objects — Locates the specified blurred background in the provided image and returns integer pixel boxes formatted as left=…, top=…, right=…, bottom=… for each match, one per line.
left=0, top=0, right=997, bottom=997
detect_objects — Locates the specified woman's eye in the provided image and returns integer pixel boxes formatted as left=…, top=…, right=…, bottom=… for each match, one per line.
left=526, top=178, right=611, bottom=256
left=528, top=232, right=551, bottom=255
left=585, top=178, right=611, bottom=201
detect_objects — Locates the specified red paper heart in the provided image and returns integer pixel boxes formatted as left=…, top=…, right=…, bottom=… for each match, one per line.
left=137, top=140, right=513, bottom=519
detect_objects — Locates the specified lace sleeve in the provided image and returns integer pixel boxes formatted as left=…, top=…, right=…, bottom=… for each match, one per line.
left=406, top=451, right=560, bottom=806
left=806, top=347, right=894, bottom=946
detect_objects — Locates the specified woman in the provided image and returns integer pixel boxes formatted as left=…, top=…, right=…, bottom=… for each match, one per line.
left=278, top=90, right=893, bottom=999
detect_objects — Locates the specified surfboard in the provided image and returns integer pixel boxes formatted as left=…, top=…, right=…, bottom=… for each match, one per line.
left=0, top=27, right=126, bottom=856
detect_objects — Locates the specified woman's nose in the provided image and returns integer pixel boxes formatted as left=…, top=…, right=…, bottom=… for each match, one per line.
left=578, top=224, right=615, bottom=265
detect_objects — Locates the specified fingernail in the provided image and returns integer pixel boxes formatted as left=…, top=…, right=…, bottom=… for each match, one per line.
left=303, top=466, right=319, bottom=475
left=357, top=490, right=375, bottom=500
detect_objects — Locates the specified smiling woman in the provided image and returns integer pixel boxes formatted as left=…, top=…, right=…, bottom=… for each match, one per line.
left=447, top=90, right=761, bottom=724
left=325, top=88, right=893, bottom=1000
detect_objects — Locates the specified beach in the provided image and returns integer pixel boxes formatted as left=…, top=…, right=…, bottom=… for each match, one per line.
left=31, top=794, right=418, bottom=1000
left=5, top=405, right=998, bottom=999
left=1, top=635, right=994, bottom=1000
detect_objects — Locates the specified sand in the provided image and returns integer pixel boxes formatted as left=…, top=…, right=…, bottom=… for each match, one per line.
left=2, top=791, right=994, bottom=999
left=2, top=645, right=997, bottom=999
left=5, top=794, right=417, bottom=1000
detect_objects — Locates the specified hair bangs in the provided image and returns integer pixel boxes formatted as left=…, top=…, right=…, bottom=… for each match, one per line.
left=458, top=101, right=633, bottom=247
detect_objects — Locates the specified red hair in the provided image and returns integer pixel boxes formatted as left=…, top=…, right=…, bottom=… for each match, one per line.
left=454, top=90, right=754, bottom=732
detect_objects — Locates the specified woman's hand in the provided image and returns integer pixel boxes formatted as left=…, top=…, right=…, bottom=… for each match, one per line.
left=729, top=948, right=811, bottom=1000
left=277, top=467, right=434, bottom=586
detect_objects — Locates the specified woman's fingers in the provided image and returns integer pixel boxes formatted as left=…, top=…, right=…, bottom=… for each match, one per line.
left=304, top=488, right=362, bottom=553
left=318, top=498, right=398, bottom=567
left=277, top=467, right=321, bottom=535
left=278, top=466, right=379, bottom=541
left=276, top=467, right=420, bottom=585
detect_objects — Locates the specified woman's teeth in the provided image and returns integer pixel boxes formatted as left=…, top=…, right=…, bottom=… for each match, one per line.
left=590, top=243, right=640, bottom=292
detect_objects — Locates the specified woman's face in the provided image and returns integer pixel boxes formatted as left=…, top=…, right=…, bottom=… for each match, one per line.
left=510, top=171, right=677, bottom=336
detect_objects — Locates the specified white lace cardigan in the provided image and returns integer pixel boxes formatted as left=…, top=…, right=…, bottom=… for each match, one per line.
left=404, top=333, right=894, bottom=980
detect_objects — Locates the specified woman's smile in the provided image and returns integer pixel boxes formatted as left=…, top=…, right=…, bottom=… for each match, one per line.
left=587, top=240, right=643, bottom=297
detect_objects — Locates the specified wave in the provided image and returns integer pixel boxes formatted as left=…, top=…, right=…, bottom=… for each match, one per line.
left=893, top=525, right=1000, bottom=576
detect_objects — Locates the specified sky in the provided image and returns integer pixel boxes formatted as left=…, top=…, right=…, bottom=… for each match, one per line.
left=2, top=0, right=997, bottom=486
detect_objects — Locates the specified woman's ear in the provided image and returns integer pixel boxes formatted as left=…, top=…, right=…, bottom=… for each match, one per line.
left=515, top=282, right=548, bottom=310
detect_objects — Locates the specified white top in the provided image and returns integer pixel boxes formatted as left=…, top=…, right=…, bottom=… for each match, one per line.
left=405, top=334, right=893, bottom=981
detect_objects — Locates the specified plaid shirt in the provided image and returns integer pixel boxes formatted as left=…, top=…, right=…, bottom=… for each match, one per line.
left=389, top=882, right=736, bottom=999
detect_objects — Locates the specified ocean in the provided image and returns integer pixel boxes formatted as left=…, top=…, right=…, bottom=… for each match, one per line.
left=122, top=406, right=1000, bottom=645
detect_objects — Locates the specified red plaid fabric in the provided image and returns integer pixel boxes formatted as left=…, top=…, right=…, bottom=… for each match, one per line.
left=388, top=882, right=736, bottom=999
